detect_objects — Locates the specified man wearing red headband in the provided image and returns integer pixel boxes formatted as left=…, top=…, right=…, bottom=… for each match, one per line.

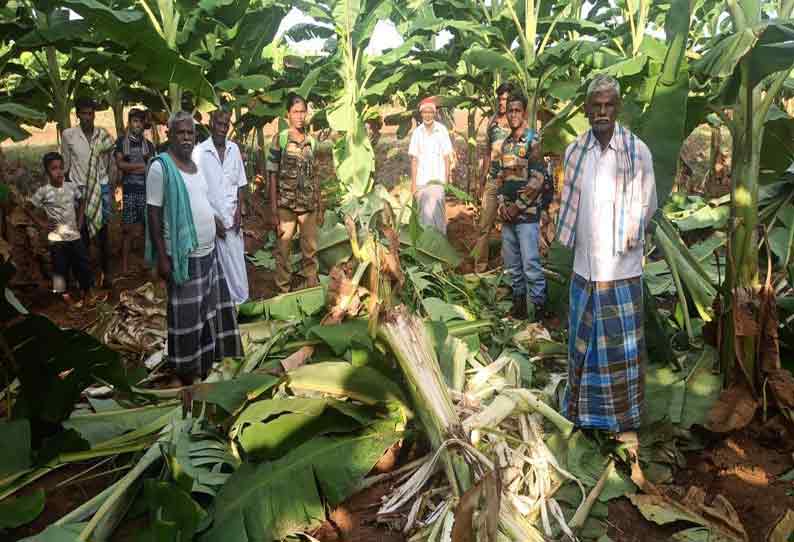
left=408, top=97, right=454, bottom=235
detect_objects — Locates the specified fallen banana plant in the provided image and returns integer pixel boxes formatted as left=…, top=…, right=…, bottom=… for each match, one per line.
left=377, top=307, right=584, bottom=541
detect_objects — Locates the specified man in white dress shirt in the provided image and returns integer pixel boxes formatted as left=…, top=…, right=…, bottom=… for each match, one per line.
left=193, top=109, right=249, bottom=304
left=408, top=97, right=454, bottom=235
left=557, top=74, right=657, bottom=485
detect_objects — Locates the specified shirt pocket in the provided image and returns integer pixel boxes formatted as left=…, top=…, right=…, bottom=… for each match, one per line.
left=596, top=181, right=616, bottom=207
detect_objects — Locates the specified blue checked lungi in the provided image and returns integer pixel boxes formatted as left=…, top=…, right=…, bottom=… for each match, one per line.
left=166, top=250, right=244, bottom=378
left=563, top=273, right=646, bottom=432
left=122, top=187, right=146, bottom=225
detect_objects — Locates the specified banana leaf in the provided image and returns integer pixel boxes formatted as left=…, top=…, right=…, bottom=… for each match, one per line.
left=317, top=221, right=353, bottom=272
left=18, top=523, right=85, bottom=542
left=286, top=361, right=408, bottom=407
left=308, top=319, right=373, bottom=355
left=0, top=488, right=45, bottom=529
left=167, top=418, right=238, bottom=498
left=399, top=228, right=462, bottom=268
left=137, top=481, right=207, bottom=542
left=199, top=426, right=401, bottom=541
left=191, top=374, right=279, bottom=413
left=232, top=397, right=373, bottom=460
left=0, top=419, right=31, bottom=478
left=652, top=216, right=719, bottom=321
left=63, top=403, right=178, bottom=447
left=238, top=285, right=326, bottom=320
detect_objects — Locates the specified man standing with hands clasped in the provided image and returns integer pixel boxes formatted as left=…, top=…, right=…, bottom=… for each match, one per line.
left=193, top=108, right=249, bottom=304
left=146, top=111, right=243, bottom=386
left=495, top=92, right=553, bottom=321
left=408, top=97, right=454, bottom=235
left=557, top=74, right=657, bottom=486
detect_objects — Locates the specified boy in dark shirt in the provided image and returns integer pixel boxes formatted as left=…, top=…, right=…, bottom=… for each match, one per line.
left=115, top=108, right=155, bottom=274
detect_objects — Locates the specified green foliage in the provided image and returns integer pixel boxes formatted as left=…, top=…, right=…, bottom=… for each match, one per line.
left=137, top=480, right=208, bottom=541
left=0, top=488, right=45, bottom=530
left=238, top=285, right=326, bottom=321
left=0, top=419, right=31, bottom=478
left=191, top=374, right=279, bottom=413
left=246, top=232, right=277, bottom=271
left=63, top=403, right=177, bottom=448
left=232, top=397, right=373, bottom=459
left=286, top=361, right=408, bottom=407
left=200, top=426, right=401, bottom=541
left=8, top=314, right=129, bottom=430
left=165, top=418, right=239, bottom=498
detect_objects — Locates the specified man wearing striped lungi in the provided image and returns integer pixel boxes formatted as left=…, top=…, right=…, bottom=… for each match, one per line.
left=557, top=75, right=657, bottom=479
left=146, top=111, right=243, bottom=386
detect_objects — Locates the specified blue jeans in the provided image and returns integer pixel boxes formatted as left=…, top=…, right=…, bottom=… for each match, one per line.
left=502, top=221, right=546, bottom=304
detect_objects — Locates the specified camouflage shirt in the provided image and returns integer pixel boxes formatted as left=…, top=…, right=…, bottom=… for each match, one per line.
left=486, top=117, right=510, bottom=181
left=496, top=128, right=553, bottom=223
left=266, top=131, right=318, bottom=213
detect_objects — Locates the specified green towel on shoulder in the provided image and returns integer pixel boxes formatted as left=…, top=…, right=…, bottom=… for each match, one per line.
left=145, top=153, right=198, bottom=284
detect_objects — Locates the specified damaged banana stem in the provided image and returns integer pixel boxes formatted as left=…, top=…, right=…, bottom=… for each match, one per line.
left=569, top=458, right=614, bottom=530
left=379, top=307, right=473, bottom=496
left=503, top=388, right=575, bottom=439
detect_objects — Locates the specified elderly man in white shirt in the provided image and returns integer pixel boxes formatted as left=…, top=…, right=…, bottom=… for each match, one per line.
left=408, top=97, right=454, bottom=235
left=192, top=109, right=249, bottom=304
left=557, top=74, right=657, bottom=487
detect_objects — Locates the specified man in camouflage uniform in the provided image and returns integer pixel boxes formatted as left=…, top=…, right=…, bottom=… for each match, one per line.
left=473, top=82, right=514, bottom=273
left=266, top=96, right=320, bottom=293
left=496, top=92, right=553, bottom=320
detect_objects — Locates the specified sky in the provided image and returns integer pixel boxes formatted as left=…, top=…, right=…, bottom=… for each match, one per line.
left=277, top=7, right=406, bottom=56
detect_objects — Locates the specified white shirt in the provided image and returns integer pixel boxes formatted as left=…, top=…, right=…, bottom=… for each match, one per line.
left=192, top=138, right=247, bottom=229
left=29, top=182, right=82, bottom=243
left=146, top=160, right=216, bottom=258
left=61, top=126, right=113, bottom=187
left=573, top=133, right=657, bottom=282
left=408, top=121, right=453, bottom=187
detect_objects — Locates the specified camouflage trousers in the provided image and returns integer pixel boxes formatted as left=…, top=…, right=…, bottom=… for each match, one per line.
left=473, top=179, right=499, bottom=273
left=275, top=207, right=319, bottom=293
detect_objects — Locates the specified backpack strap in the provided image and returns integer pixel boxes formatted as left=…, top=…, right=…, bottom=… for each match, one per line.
left=278, top=129, right=289, bottom=151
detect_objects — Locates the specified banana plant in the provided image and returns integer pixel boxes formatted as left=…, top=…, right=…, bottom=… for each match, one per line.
left=294, top=0, right=410, bottom=201
left=5, top=4, right=98, bottom=135
left=691, top=0, right=794, bottom=387
left=60, top=0, right=218, bottom=114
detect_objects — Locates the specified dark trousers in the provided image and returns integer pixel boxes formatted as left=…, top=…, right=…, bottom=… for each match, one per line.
left=81, top=223, right=111, bottom=277
left=50, top=239, right=93, bottom=292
